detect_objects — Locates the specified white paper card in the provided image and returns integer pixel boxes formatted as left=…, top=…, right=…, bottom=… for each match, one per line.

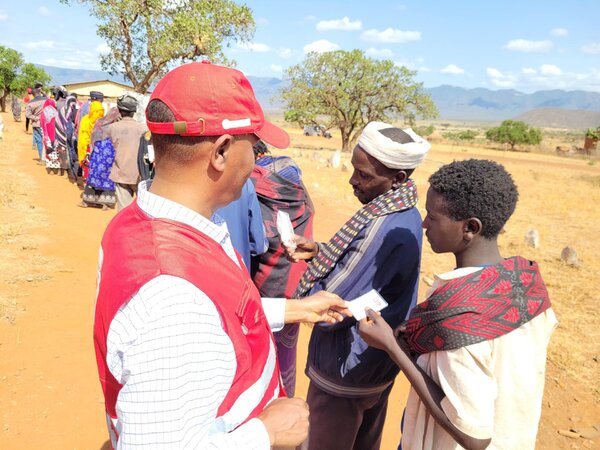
left=146, top=144, right=155, bottom=163
left=277, top=210, right=296, bottom=250
left=346, top=290, right=388, bottom=321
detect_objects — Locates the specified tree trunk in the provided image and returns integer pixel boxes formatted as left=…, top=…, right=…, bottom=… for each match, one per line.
left=341, top=129, right=351, bottom=152
left=0, top=92, right=8, bottom=113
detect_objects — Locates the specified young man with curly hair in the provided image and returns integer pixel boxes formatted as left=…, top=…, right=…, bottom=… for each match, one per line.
left=360, top=159, right=558, bottom=450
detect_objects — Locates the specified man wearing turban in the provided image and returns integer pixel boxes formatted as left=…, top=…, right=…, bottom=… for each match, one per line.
left=287, top=121, right=431, bottom=450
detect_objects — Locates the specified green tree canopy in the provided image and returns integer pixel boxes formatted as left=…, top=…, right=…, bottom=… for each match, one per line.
left=0, top=46, right=24, bottom=112
left=62, top=0, right=255, bottom=93
left=485, top=120, right=542, bottom=150
left=11, top=63, right=51, bottom=96
left=280, top=49, right=438, bottom=152
left=0, top=46, right=50, bottom=112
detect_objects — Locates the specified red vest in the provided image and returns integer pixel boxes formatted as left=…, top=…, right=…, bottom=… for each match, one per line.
left=94, top=202, right=284, bottom=443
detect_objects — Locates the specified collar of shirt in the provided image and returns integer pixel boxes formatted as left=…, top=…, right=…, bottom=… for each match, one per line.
left=136, top=180, right=240, bottom=267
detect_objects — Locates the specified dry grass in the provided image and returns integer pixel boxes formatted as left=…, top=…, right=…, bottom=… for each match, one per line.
left=0, top=121, right=49, bottom=323
left=275, top=131, right=600, bottom=401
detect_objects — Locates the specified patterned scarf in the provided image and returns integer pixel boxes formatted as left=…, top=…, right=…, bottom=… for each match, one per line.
left=294, top=179, right=418, bottom=298
left=402, top=256, right=552, bottom=354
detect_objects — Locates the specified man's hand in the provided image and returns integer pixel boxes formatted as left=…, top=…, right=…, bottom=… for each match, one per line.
left=285, top=291, right=351, bottom=324
left=358, top=308, right=397, bottom=351
left=284, top=234, right=319, bottom=262
left=259, top=397, right=309, bottom=447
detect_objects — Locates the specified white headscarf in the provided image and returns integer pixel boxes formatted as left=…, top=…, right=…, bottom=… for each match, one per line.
left=357, top=121, right=431, bottom=169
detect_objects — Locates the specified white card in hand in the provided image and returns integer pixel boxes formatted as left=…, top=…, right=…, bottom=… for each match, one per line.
left=346, top=290, right=388, bottom=321
left=276, top=210, right=296, bottom=250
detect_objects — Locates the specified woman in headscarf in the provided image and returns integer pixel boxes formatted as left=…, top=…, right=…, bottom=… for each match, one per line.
left=77, top=100, right=104, bottom=182
left=40, top=98, right=60, bottom=173
left=79, top=107, right=121, bottom=209
left=55, top=92, right=78, bottom=178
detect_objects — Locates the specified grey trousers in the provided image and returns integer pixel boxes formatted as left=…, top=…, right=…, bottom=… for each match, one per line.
left=115, top=183, right=138, bottom=210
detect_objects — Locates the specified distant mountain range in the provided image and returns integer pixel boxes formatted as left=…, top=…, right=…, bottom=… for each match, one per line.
left=39, top=64, right=600, bottom=129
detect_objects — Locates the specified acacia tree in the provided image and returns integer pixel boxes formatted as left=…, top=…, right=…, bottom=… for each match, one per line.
left=0, top=46, right=23, bottom=112
left=0, top=47, right=50, bottom=112
left=62, top=0, right=255, bottom=93
left=281, top=49, right=438, bottom=152
left=485, top=120, right=542, bottom=150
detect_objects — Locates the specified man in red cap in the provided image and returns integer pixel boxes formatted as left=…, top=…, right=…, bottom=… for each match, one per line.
left=93, top=61, right=349, bottom=450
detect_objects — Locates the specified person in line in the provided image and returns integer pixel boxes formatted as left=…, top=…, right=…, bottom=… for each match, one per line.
left=286, top=122, right=430, bottom=450
left=214, top=178, right=268, bottom=270
left=25, top=86, right=47, bottom=164
left=107, top=95, right=147, bottom=209
left=11, top=95, right=21, bottom=122
left=77, top=97, right=105, bottom=183
left=94, top=61, right=350, bottom=450
left=80, top=107, right=121, bottom=209
left=359, top=159, right=558, bottom=450
left=40, top=97, right=59, bottom=173
left=56, top=91, right=78, bottom=180
left=23, top=87, right=33, bottom=132
left=251, top=140, right=314, bottom=396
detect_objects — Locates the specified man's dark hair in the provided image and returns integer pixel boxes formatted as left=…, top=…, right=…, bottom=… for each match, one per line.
left=146, top=99, right=214, bottom=166
left=428, top=159, right=519, bottom=239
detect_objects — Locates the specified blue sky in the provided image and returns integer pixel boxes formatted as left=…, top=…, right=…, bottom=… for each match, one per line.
left=1, top=0, right=599, bottom=92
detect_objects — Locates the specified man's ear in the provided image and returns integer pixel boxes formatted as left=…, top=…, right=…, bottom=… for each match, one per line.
left=463, top=218, right=483, bottom=241
left=392, top=170, right=408, bottom=188
left=208, top=134, right=234, bottom=173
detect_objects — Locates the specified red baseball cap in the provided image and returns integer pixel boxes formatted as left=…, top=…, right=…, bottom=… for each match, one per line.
left=146, top=61, right=290, bottom=149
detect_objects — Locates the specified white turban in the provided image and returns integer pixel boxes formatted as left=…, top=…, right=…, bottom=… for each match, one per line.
left=357, top=121, right=431, bottom=169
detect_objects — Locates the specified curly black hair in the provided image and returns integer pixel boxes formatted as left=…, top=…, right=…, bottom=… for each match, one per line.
left=428, top=159, right=519, bottom=239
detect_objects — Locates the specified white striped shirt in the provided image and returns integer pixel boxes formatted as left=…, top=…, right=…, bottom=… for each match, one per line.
left=104, top=181, right=285, bottom=449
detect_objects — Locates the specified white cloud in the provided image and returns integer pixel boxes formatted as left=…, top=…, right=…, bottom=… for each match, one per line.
left=361, top=28, right=421, bottom=43
left=303, top=39, right=340, bottom=53
left=485, top=65, right=600, bottom=92
left=278, top=48, right=292, bottom=59
left=37, top=6, right=51, bottom=16
left=486, top=67, right=516, bottom=88
left=305, top=15, right=317, bottom=22
left=316, top=16, right=362, bottom=31
left=504, top=39, right=553, bottom=52
left=581, top=42, right=600, bottom=55
left=24, top=40, right=56, bottom=49
left=0, top=10, right=8, bottom=21
left=236, top=42, right=271, bottom=53
left=540, top=64, right=562, bottom=76
left=395, top=60, right=430, bottom=73
left=551, top=28, right=568, bottom=37
left=441, top=64, right=464, bottom=75
left=96, top=43, right=111, bottom=55
left=270, top=64, right=282, bottom=73
left=256, top=17, right=269, bottom=25
left=365, top=48, right=393, bottom=58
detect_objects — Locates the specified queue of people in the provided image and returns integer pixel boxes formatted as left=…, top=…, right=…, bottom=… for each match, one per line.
left=21, top=84, right=148, bottom=211
left=88, top=62, right=556, bottom=450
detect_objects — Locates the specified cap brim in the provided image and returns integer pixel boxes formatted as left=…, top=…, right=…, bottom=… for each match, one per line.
left=255, top=120, right=290, bottom=149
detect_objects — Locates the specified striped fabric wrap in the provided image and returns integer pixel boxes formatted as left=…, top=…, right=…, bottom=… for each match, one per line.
left=294, top=179, right=418, bottom=298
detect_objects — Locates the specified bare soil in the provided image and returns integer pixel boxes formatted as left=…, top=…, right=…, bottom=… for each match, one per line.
left=0, top=113, right=598, bottom=449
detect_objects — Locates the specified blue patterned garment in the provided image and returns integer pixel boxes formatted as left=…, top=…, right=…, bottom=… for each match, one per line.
left=87, top=138, right=116, bottom=191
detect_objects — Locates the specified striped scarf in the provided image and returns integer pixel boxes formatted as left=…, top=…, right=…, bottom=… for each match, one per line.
left=294, top=179, right=417, bottom=298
